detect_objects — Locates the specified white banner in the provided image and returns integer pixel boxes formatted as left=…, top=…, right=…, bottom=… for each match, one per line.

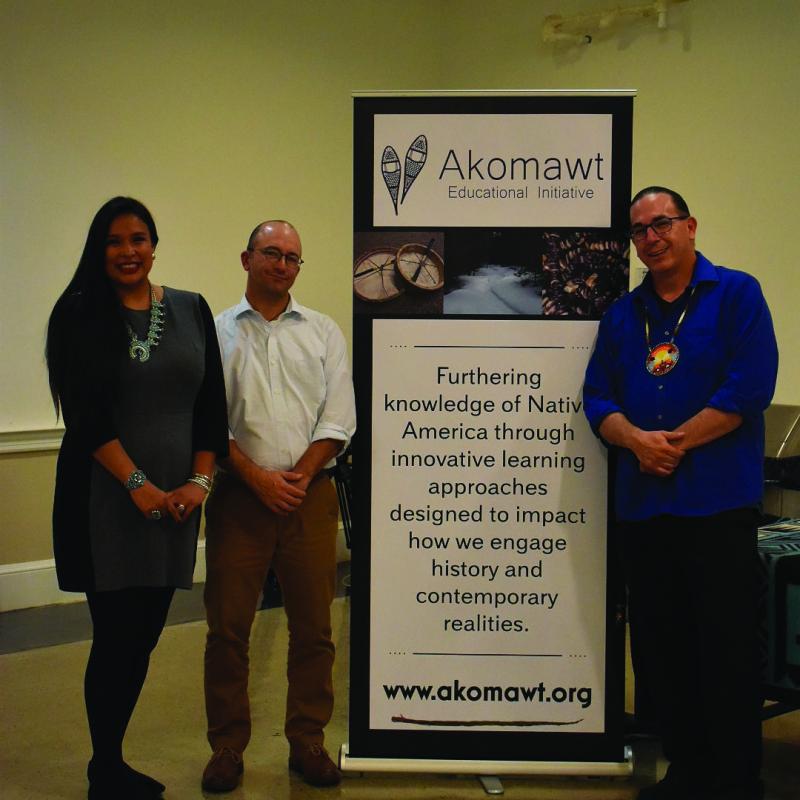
left=369, top=318, right=608, bottom=732
left=373, top=114, right=612, bottom=227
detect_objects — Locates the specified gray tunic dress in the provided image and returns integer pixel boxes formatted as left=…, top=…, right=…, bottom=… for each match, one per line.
left=53, top=287, right=229, bottom=592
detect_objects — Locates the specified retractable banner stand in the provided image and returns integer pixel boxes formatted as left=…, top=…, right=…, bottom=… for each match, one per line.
left=344, top=92, right=634, bottom=777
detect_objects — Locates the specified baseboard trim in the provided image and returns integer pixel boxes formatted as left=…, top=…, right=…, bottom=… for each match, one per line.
left=0, top=528, right=350, bottom=613
left=0, top=542, right=208, bottom=613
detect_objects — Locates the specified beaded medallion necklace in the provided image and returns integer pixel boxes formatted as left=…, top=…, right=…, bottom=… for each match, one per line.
left=643, top=285, right=696, bottom=376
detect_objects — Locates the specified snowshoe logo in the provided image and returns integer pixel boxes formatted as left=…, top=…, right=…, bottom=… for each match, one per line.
left=380, top=135, right=428, bottom=215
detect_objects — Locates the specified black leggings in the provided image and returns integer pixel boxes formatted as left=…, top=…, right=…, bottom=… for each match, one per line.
left=85, top=587, right=175, bottom=767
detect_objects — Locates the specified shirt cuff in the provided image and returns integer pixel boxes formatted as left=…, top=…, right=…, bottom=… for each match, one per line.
left=706, top=386, right=767, bottom=418
left=584, top=401, right=623, bottom=436
left=312, top=425, right=351, bottom=447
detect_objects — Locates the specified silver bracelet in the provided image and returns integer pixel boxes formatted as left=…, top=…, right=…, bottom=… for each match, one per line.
left=124, top=469, right=147, bottom=491
left=187, top=473, right=212, bottom=493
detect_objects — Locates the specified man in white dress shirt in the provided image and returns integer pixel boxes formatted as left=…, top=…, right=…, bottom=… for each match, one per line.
left=201, top=220, right=355, bottom=792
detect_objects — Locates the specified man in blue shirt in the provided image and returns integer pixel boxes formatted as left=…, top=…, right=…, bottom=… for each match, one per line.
left=584, top=187, right=778, bottom=800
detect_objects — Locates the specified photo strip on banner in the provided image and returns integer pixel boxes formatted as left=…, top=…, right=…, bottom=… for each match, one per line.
left=347, top=93, right=634, bottom=770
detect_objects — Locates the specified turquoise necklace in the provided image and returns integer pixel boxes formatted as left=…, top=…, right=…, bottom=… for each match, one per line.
left=127, top=284, right=165, bottom=362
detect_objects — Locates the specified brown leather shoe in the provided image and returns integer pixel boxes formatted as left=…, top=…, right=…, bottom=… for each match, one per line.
left=288, top=743, right=341, bottom=787
left=201, top=747, right=243, bottom=793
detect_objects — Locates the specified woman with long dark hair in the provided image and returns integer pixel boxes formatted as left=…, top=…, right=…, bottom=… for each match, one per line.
left=46, top=197, right=228, bottom=799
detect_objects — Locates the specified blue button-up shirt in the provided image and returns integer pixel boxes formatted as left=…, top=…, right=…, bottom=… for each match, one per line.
left=583, top=252, right=778, bottom=521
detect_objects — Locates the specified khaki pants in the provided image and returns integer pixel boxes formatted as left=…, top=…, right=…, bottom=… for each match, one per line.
left=203, top=472, right=339, bottom=752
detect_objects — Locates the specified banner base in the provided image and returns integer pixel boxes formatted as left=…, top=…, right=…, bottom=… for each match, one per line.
left=339, top=743, right=634, bottom=777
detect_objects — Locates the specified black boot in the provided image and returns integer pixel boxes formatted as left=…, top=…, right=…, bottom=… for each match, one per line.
left=87, top=758, right=164, bottom=798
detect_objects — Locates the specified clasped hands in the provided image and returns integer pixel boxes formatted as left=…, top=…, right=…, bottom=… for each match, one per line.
left=250, top=469, right=310, bottom=515
left=632, top=429, right=686, bottom=477
left=129, top=480, right=208, bottom=522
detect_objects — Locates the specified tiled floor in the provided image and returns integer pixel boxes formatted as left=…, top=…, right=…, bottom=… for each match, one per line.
left=1, top=592, right=798, bottom=799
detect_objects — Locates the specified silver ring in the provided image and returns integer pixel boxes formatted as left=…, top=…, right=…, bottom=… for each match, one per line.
left=177, top=504, right=186, bottom=514
left=150, top=509, right=162, bottom=520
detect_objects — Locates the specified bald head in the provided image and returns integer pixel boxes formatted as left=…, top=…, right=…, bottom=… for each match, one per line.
left=246, top=219, right=298, bottom=251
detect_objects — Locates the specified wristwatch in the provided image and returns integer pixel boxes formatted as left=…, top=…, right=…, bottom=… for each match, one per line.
left=124, top=469, right=147, bottom=491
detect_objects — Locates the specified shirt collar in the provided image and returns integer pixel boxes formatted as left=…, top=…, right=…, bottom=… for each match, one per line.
left=634, top=250, right=718, bottom=305
left=233, top=294, right=308, bottom=322
left=687, top=251, right=719, bottom=286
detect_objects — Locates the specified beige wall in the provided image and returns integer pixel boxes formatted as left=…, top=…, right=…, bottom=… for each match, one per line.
left=0, top=452, right=57, bottom=563
left=438, top=0, right=799, bottom=403
left=2, top=0, right=798, bottom=566
left=0, top=0, right=447, bottom=564
left=1, top=0, right=448, bottom=432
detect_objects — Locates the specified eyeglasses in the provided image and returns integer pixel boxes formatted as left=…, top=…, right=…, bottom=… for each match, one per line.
left=630, top=215, right=688, bottom=242
left=249, top=246, right=303, bottom=268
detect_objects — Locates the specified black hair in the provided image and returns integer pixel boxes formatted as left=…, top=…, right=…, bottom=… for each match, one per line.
left=46, top=196, right=159, bottom=416
left=630, top=186, right=690, bottom=216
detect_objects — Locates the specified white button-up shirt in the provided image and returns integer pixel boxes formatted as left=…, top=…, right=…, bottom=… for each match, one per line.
left=215, top=295, right=356, bottom=471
